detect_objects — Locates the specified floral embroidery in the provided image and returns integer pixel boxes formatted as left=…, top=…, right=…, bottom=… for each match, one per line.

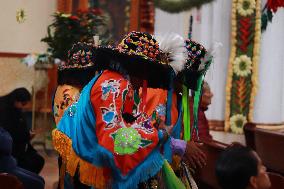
left=101, top=103, right=119, bottom=129
left=113, top=127, right=153, bottom=155
left=101, top=79, right=121, bottom=100
left=114, top=127, right=142, bottom=155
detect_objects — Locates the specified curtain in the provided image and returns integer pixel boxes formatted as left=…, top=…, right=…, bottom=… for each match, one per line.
left=155, top=0, right=232, bottom=121
left=253, top=8, right=284, bottom=123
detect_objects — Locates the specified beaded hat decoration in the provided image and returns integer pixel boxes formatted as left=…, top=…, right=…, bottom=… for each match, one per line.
left=58, top=42, right=96, bottom=70
left=179, top=39, right=213, bottom=90
left=185, top=39, right=208, bottom=72
left=95, top=31, right=178, bottom=89
left=118, top=31, right=186, bottom=74
left=117, top=31, right=161, bottom=61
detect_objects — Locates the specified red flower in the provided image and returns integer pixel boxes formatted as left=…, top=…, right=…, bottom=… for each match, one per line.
left=267, top=0, right=284, bottom=12
left=69, top=15, right=79, bottom=20
left=77, top=9, right=88, bottom=14
left=91, top=8, right=103, bottom=15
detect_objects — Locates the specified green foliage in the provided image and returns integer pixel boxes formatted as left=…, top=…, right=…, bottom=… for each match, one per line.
left=154, top=0, right=215, bottom=13
left=261, top=9, right=273, bottom=32
left=41, top=9, right=111, bottom=61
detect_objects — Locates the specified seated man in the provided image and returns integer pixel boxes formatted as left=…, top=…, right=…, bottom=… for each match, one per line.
left=216, top=145, right=271, bottom=189
left=0, top=127, right=45, bottom=189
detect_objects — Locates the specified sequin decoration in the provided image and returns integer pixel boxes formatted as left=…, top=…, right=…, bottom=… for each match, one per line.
left=155, top=104, right=166, bottom=116
left=68, top=103, right=77, bottom=117
left=101, top=79, right=121, bottom=100
left=114, top=127, right=142, bottom=155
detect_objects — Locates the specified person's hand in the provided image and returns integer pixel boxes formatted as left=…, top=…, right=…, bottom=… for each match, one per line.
left=183, top=141, right=206, bottom=169
left=29, top=130, right=36, bottom=139
left=158, top=120, right=174, bottom=136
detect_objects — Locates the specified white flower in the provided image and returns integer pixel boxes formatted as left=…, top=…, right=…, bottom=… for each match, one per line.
left=230, top=114, right=247, bottom=134
left=237, top=0, right=256, bottom=17
left=21, top=54, right=37, bottom=67
left=233, top=55, right=252, bottom=77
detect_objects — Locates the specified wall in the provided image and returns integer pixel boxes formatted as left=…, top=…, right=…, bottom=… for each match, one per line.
left=0, top=0, right=56, bottom=53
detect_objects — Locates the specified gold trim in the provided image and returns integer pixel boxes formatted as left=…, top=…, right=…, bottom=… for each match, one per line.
left=225, top=0, right=238, bottom=132
left=52, top=129, right=107, bottom=189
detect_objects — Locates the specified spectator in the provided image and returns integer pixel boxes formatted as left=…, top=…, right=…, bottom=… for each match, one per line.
left=216, top=145, right=271, bottom=189
left=0, top=88, right=44, bottom=174
left=190, top=81, right=213, bottom=141
left=0, top=127, right=45, bottom=189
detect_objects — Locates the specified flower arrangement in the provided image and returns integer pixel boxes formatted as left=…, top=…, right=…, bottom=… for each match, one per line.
left=233, top=55, right=252, bottom=77
left=229, top=114, right=247, bottom=134
left=154, top=0, right=214, bottom=13
left=237, top=0, right=256, bottom=17
left=21, top=53, right=54, bottom=69
left=41, top=8, right=111, bottom=62
left=225, top=0, right=261, bottom=133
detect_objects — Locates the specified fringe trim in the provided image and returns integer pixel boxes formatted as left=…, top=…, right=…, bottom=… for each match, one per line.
left=113, top=149, right=164, bottom=189
left=52, top=129, right=107, bottom=189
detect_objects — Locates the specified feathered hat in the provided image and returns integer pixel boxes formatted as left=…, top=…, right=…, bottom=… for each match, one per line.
left=179, top=39, right=212, bottom=90
left=179, top=39, right=213, bottom=141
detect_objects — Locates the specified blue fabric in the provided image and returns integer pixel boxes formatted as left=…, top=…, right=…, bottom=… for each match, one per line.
left=0, top=127, right=13, bottom=155
left=164, top=98, right=182, bottom=163
left=57, top=71, right=165, bottom=189
left=0, top=128, right=44, bottom=189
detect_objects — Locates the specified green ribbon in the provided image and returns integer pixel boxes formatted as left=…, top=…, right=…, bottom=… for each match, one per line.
left=193, top=76, right=204, bottom=140
left=182, top=84, right=190, bottom=141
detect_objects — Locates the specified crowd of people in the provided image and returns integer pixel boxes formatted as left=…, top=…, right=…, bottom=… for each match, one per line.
left=0, top=31, right=271, bottom=189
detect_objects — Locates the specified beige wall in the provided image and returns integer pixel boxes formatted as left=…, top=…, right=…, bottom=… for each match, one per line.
left=0, top=0, right=56, bottom=53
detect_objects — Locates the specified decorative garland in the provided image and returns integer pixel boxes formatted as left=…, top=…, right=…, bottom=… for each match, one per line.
left=225, top=0, right=261, bottom=134
left=154, top=0, right=214, bottom=13
left=261, top=0, right=284, bottom=31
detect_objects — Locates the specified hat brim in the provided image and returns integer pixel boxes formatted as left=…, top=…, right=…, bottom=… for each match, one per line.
left=95, top=47, right=174, bottom=89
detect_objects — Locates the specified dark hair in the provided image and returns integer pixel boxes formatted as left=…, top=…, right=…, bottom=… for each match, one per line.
left=57, top=66, right=97, bottom=86
left=0, top=88, right=31, bottom=105
left=216, top=146, right=258, bottom=189
left=0, top=88, right=31, bottom=127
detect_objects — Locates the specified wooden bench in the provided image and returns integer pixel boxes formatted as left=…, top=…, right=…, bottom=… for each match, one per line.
left=0, top=173, right=24, bottom=189
left=243, top=122, right=256, bottom=150
left=194, top=139, right=230, bottom=189
left=254, top=128, right=284, bottom=175
left=268, top=172, right=284, bottom=189
left=244, top=123, right=284, bottom=175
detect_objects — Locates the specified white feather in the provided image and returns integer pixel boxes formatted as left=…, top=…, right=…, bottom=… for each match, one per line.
left=155, top=33, right=187, bottom=74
